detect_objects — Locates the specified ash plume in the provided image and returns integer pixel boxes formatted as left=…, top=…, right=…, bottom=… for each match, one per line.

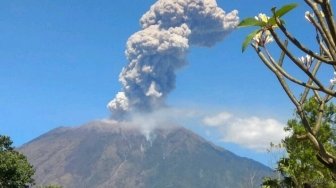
left=108, top=0, right=239, bottom=117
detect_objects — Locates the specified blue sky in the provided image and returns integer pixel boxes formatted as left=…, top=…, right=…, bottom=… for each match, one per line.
left=0, top=0, right=323, bottom=166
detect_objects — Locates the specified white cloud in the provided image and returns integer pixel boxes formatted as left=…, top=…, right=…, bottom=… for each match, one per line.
left=105, top=106, right=287, bottom=152
left=202, top=112, right=232, bottom=126
left=202, top=112, right=287, bottom=151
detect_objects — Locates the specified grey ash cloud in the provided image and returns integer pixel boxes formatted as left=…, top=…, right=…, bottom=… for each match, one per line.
left=108, top=0, right=239, bottom=117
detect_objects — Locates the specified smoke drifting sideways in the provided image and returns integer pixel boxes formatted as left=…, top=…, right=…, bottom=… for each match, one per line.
left=108, top=0, right=239, bottom=119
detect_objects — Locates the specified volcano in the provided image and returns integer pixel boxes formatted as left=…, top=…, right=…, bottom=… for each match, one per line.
left=20, top=121, right=271, bottom=187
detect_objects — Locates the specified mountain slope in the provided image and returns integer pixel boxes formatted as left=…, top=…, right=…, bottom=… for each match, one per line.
left=20, top=121, right=271, bottom=188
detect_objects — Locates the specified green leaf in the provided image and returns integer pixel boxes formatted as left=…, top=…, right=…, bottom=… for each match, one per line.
left=267, top=4, right=297, bottom=26
left=238, top=17, right=265, bottom=28
left=268, top=17, right=285, bottom=26
left=242, top=29, right=260, bottom=52
left=273, top=3, right=298, bottom=18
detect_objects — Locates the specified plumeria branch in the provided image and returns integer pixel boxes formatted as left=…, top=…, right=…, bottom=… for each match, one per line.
left=306, top=11, right=336, bottom=59
left=300, top=60, right=322, bottom=104
left=320, top=2, right=336, bottom=45
left=264, top=48, right=323, bottom=91
left=269, top=28, right=336, bottom=96
left=240, top=2, right=336, bottom=179
left=305, top=0, right=336, bottom=49
left=274, top=16, right=336, bottom=65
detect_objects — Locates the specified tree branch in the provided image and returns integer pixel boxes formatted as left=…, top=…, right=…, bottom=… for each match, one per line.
left=305, top=0, right=336, bottom=50
left=275, top=16, right=335, bottom=65
left=269, top=29, right=336, bottom=96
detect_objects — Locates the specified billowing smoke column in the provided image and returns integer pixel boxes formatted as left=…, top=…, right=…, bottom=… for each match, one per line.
left=108, top=0, right=239, bottom=117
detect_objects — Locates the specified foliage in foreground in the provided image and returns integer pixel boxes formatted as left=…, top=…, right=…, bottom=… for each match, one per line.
left=262, top=98, right=336, bottom=188
left=0, top=135, right=35, bottom=188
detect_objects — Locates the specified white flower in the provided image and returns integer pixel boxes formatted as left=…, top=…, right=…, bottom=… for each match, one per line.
left=255, top=13, right=269, bottom=23
left=264, top=31, right=274, bottom=43
left=330, top=72, right=336, bottom=85
left=253, top=30, right=273, bottom=48
left=305, top=11, right=313, bottom=23
left=299, top=55, right=314, bottom=69
left=252, top=13, right=274, bottom=48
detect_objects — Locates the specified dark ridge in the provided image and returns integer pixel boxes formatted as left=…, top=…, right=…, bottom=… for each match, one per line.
left=20, top=120, right=272, bottom=188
